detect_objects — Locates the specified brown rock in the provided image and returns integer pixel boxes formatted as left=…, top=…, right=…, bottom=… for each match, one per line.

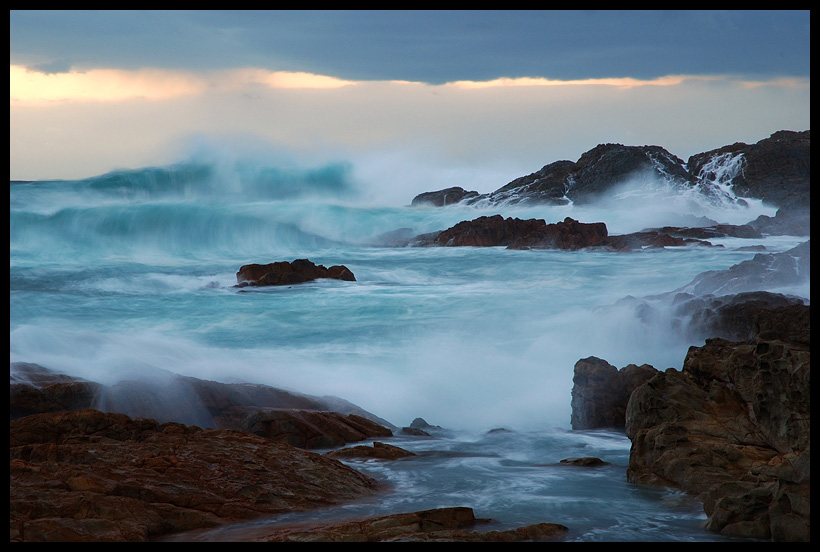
left=559, top=457, right=609, bottom=467
left=236, top=258, right=355, bottom=287
left=625, top=337, right=810, bottom=541
left=10, top=410, right=380, bottom=542
left=253, top=507, right=568, bottom=542
left=325, top=441, right=415, bottom=460
left=241, top=409, right=393, bottom=449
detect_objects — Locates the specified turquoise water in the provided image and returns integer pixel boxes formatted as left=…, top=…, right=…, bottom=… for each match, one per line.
left=10, top=159, right=807, bottom=541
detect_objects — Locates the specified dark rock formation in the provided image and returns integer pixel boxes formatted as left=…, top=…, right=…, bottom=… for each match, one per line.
left=10, top=364, right=395, bottom=448
left=672, top=240, right=810, bottom=296
left=413, top=143, right=693, bottom=208
left=671, top=291, right=810, bottom=346
left=570, top=357, right=657, bottom=430
left=559, top=457, right=610, bottom=467
left=411, top=186, right=480, bottom=207
left=425, top=215, right=711, bottom=251
left=408, top=131, right=809, bottom=227
left=687, top=130, right=810, bottom=212
left=325, top=441, right=416, bottom=460
left=10, top=409, right=380, bottom=542
left=251, top=506, right=568, bottom=542
left=236, top=258, right=355, bottom=287
left=625, top=336, right=810, bottom=541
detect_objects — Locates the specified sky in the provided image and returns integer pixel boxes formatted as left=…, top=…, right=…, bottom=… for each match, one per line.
left=9, top=10, right=811, bottom=202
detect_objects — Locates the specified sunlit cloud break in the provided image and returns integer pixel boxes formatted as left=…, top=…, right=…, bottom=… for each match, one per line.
left=9, top=65, right=359, bottom=104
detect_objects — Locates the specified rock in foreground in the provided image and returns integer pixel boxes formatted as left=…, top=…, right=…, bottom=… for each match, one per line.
left=10, top=410, right=380, bottom=542
left=252, top=507, right=568, bottom=542
left=626, top=337, right=810, bottom=541
left=236, top=258, right=355, bottom=287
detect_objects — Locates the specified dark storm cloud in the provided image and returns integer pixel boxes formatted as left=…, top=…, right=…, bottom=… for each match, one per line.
left=10, top=10, right=810, bottom=83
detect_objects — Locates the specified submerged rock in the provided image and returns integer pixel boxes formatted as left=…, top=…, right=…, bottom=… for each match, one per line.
left=236, top=258, right=355, bottom=287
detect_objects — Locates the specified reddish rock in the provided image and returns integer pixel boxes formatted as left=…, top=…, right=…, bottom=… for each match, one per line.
left=241, top=409, right=393, bottom=449
left=236, top=259, right=355, bottom=287
left=10, top=410, right=380, bottom=542
left=559, top=457, right=609, bottom=467
left=625, top=337, right=810, bottom=541
left=252, top=507, right=568, bottom=542
left=325, top=441, right=415, bottom=460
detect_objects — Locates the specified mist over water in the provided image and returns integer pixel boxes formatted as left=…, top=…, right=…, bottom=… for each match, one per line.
left=10, top=151, right=799, bottom=429
left=10, top=151, right=807, bottom=540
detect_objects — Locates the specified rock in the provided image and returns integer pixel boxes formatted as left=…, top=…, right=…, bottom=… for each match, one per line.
left=10, top=363, right=104, bottom=419
left=408, top=130, right=808, bottom=215
left=400, top=427, right=431, bottom=437
left=325, top=441, right=416, bottom=460
left=241, top=409, right=393, bottom=449
left=252, top=506, right=568, bottom=542
left=687, top=130, right=810, bottom=212
left=411, top=186, right=480, bottom=207
left=673, top=291, right=810, bottom=346
left=625, top=336, right=810, bottom=541
left=432, top=215, right=549, bottom=247
left=236, top=259, right=355, bottom=287
left=559, top=457, right=609, bottom=467
left=570, top=357, right=657, bottom=430
left=673, top=240, right=810, bottom=296
left=648, top=224, right=763, bottom=240
left=417, top=215, right=711, bottom=251
left=10, top=364, right=395, bottom=448
left=10, top=409, right=380, bottom=542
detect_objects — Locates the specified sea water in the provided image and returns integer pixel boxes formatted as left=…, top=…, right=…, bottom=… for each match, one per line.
left=9, top=156, right=808, bottom=541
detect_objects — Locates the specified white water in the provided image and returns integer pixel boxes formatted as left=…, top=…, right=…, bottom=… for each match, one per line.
left=10, top=154, right=808, bottom=541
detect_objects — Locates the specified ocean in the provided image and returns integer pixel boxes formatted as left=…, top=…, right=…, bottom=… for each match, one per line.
left=9, top=155, right=809, bottom=541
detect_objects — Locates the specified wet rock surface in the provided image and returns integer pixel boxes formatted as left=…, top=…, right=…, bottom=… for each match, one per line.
left=10, top=410, right=380, bottom=542
left=236, top=258, right=355, bottom=287
left=249, top=506, right=569, bottom=542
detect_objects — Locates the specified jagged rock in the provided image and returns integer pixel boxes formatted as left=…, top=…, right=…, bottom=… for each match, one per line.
left=252, top=506, right=568, bottom=542
left=10, top=410, right=380, bottom=542
left=570, top=357, right=657, bottom=430
left=687, top=130, right=810, bottom=212
left=236, top=258, right=355, bottom=287
left=325, top=441, right=415, bottom=460
left=625, top=337, right=810, bottom=541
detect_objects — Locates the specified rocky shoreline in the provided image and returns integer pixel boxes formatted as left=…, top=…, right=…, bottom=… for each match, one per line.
left=10, top=130, right=810, bottom=541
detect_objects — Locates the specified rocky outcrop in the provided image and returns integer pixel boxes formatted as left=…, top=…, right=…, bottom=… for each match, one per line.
left=252, top=506, right=568, bottom=542
left=240, top=409, right=393, bottom=449
left=10, top=409, right=380, bottom=542
left=236, top=258, right=355, bottom=287
left=412, top=143, right=693, bottom=208
left=570, top=357, right=657, bottom=430
left=325, top=441, right=416, bottom=460
left=409, top=131, right=809, bottom=223
left=672, top=240, right=810, bottom=296
left=424, top=215, right=711, bottom=251
left=671, top=291, right=810, bottom=346
left=10, top=364, right=395, bottom=448
left=625, top=336, right=810, bottom=541
left=411, top=186, right=480, bottom=207
left=687, top=130, right=810, bottom=212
